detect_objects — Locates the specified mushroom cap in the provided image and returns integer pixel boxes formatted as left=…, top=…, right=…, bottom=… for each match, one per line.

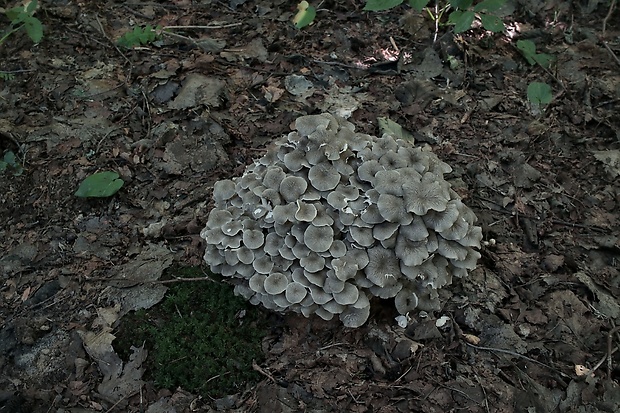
left=243, top=229, right=265, bottom=250
left=295, top=114, right=332, bottom=137
left=300, top=252, right=326, bottom=273
left=308, top=161, right=341, bottom=191
left=394, top=288, right=419, bottom=314
left=403, top=172, right=450, bottom=215
left=357, top=159, right=382, bottom=184
left=295, top=201, right=318, bottom=222
left=395, top=235, right=429, bottom=267
left=264, top=272, right=289, bottom=295
left=377, top=193, right=410, bottom=223
left=339, top=305, right=370, bottom=328
left=375, top=170, right=405, bottom=196
left=333, top=282, right=359, bottom=305
left=365, top=246, right=401, bottom=287
left=213, top=180, right=236, bottom=203
left=280, top=176, right=308, bottom=203
left=206, top=209, right=233, bottom=229
left=304, top=225, right=334, bottom=253
left=249, top=274, right=267, bottom=294
left=262, top=167, right=286, bottom=190
left=285, top=282, right=308, bottom=304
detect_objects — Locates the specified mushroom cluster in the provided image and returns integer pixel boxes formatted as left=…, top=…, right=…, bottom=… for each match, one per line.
left=201, top=113, right=482, bottom=328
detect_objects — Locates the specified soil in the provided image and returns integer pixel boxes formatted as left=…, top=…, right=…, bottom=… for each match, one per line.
left=1, top=0, right=619, bottom=412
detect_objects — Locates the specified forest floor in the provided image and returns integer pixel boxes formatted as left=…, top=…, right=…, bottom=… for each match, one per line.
left=1, top=0, right=619, bottom=412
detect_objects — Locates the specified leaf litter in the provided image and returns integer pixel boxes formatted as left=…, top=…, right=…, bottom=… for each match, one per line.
left=0, top=0, right=619, bottom=412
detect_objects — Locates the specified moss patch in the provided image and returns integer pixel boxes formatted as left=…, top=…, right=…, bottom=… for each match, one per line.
left=114, top=266, right=269, bottom=399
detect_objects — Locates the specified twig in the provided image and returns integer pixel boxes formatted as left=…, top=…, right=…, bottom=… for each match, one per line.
left=602, top=0, right=616, bottom=37
left=163, top=23, right=242, bottom=30
left=252, top=360, right=276, bottom=383
left=95, top=14, right=133, bottom=71
left=600, top=41, right=620, bottom=68
left=465, top=342, right=570, bottom=378
left=607, top=325, right=620, bottom=379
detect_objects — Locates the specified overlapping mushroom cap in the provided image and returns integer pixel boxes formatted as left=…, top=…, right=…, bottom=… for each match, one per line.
left=201, top=113, right=482, bottom=328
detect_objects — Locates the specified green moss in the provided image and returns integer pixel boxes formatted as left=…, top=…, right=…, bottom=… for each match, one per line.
left=114, top=266, right=269, bottom=399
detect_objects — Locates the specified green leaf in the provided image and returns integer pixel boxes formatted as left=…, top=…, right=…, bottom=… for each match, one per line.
left=363, top=0, right=404, bottom=11
left=377, top=117, right=414, bottom=142
left=450, top=10, right=475, bottom=33
left=533, top=53, right=555, bottom=69
left=449, top=0, right=473, bottom=9
left=75, top=171, right=124, bottom=198
left=293, top=1, right=316, bottom=29
left=479, top=13, right=504, bottom=32
left=25, top=0, right=38, bottom=14
left=527, top=82, right=552, bottom=105
left=474, top=0, right=506, bottom=12
left=516, top=39, right=537, bottom=65
left=409, top=0, right=431, bottom=11
left=23, top=16, right=43, bottom=43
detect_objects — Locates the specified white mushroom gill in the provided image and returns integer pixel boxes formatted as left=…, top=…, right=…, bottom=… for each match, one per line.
left=202, top=112, right=482, bottom=328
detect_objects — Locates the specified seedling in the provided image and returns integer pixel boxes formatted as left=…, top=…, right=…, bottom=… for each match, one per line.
left=75, top=171, right=124, bottom=198
left=0, top=150, right=23, bottom=176
left=363, top=0, right=507, bottom=33
left=293, top=1, right=316, bottom=29
left=117, top=25, right=161, bottom=48
left=516, top=39, right=554, bottom=68
left=1, top=0, right=43, bottom=46
left=527, top=81, right=552, bottom=115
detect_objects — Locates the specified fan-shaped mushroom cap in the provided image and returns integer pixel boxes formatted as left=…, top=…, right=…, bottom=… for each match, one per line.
left=309, top=285, right=332, bottom=304
left=295, top=201, right=318, bottom=222
left=437, top=236, right=469, bottom=261
left=264, top=272, right=289, bottom=295
left=249, top=274, right=267, bottom=294
left=373, top=222, right=400, bottom=241
left=304, top=225, right=334, bottom=253
left=207, top=209, right=233, bottom=229
left=423, top=201, right=460, bottom=232
left=333, top=282, right=359, bottom=305
left=213, top=180, right=236, bottom=203
left=243, top=229, right=265, bottom=250
left=262, top=167, right=286, bottom=190
left=329, top=240, right=347, bottom=258
left=403, top=172, right=451, bottom=215
left=377, top=193, right=410, bottom=224
left=264, top=232, right=284, bottom=256
left=379, top=151, right=408, bottom=170
left=253, top=255, right=274, bottom=274
left=375, top=170, right=405, bottom=196
left=300, top=252, right=326, bottom=273
left=280, top=176, right=308, bottom=203
left=349, top=226, right=374, bottom=247
left=357, top=159, right=383, bottom=183
left=283, top=149, right=310, bottom=172
left=295, top=114, right=332, bottom=137
left=359, top=205, right=383, bottom=226
left=285, top=282, right=307, bottom=304
left=308, top=162, right=341, bottom=191
left=395, top=235, right=430, bottom=267
left=394, top=288, right=419, bottom=314
left=365, top=246, right=401, bottom=287
left=339, top=305, right=370, bottom=328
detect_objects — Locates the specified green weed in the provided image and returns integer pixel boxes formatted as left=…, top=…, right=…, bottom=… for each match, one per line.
left=1, top=0, right=43, bottom=46
left=117, top=25, right=161, bottom=48
left=0, top=150, right=23, bottom=176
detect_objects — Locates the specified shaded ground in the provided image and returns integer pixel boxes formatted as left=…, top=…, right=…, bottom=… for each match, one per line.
left=1, top=0, right=620, bottom=412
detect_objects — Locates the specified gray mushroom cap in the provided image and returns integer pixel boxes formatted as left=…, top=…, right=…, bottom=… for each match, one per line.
left=394, top=288, right=419, bottom=314
left=308, top=161, right=341, bottom=191
left=280, top=176, right=308, bottom=203
left=365, top=246, right=401, bottom=287
left=213, top=180, right=236, bottom=203
left=243, top=229, right=265, bottom=250
left=285, top=282, right=308, bottom=304
left=339, top=305, right=370, bottom=328
left=264, top=272, right=289, bottom=295
left=304, top=225, right=334, bottom=253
